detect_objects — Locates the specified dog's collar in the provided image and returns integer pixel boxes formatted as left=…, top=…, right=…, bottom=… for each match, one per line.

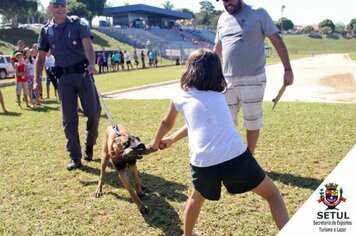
left=110, top=150, right=124, bottom=160
left=113, top=125, right=121, bottom=137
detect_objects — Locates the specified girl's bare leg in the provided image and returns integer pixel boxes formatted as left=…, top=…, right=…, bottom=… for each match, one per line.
left=183, top=189, right=205, bottom=236
left=252, top=176, right=289, bottom=230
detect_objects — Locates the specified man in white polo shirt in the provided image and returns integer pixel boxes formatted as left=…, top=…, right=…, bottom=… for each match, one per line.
left=214, top=0, right=294, bottom=154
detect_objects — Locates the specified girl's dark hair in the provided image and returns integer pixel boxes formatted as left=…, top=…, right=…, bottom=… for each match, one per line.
left=180, top=48, right=226, bottom=92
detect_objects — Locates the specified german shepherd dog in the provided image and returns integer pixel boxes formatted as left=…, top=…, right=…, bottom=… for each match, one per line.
left=94, top=124, right=154, bottom=214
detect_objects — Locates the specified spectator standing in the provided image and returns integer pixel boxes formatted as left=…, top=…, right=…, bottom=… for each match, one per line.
left=214, top=0, right=294, bottom=154
left=102, top=52, right=108, bottom=73
left=140, top=50, right=146, bottom=69
left=124, top=50, right=134, bottom=70
left=133, top=50, right=139, bottom=69
left=112, top=51, right=120, bottom=71
left=97, top=53, right=103, bottom=73
left=119, top=50, right=125, bottom=71
left=153, top=50, right=158, bottom=68
left=26, top=48, right=36, bottom=105
left=148, top=50, right=155, bottom=68
left=107, top=53, right=113, bottom=72
left=14, top=52, right=30, bottom=108
left=35, top=0, right=101, bottom=171
left=11, top=40, right=25, bottom=66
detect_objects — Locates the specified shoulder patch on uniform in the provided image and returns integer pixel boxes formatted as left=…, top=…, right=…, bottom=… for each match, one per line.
left=68, top=15, right=80, bottom=22
left=42, top=18, right=54, bottom=28
left=80, top=19, right=88, bottom=26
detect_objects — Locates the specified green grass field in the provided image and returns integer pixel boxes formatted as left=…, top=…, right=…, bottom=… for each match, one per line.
left=0, top=66, right=355, bottom=235
left=265, top=35, right=356, bottom=63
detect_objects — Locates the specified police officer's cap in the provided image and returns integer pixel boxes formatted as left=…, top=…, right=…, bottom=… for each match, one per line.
left=50, top=0, right=67, bottom=5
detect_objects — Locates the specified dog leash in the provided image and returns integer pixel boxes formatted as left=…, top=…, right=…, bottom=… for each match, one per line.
left=86, top=72, right=121, bottom=137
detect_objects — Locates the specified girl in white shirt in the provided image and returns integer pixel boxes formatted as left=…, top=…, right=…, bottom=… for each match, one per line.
left=150, top=48, right=288, bottom=236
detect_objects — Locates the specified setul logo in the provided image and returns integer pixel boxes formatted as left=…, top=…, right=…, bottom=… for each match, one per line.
left=315, top=183, right=351, bottom=233
left=318, top=183, right=347, bottom=210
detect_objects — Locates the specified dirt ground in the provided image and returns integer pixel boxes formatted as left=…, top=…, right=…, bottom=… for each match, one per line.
left=106, top=53, right=356, bottom=104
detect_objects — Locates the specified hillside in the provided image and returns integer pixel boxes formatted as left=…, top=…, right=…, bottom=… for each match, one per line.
left=0, top=28, right=133, bottom=55
left=1, top=28, right=355, bottom=60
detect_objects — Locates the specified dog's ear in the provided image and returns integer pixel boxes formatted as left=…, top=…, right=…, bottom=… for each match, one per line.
left=108, top=132, right=117, bottom=154
left=117, top=136, right=128, bottom=146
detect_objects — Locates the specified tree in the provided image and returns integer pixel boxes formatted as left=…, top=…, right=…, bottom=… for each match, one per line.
left=192, top=10, right=222, bottom=30
left=193, top=12, right=210, bottom=26
left=0, top=0, right=37, bottom=28
left=275, top=17, right=294, bottom=31
left=320, top=26, right=333, bottom=35
left=194, top=1, right=216, bottom=28
left=303, top=25, right=314, bottom=34
left=17, top=10, right=49, bottom=24
left=319, top=19, right=335, bottom=31
left=176, top=8, right=195, bottom=26
left=162, top=0, right=174, bottom=10
left=199, top=0, right=215, bottom=15
left=346, top=18, right=356, bottom=31
left=77, top=0, right=106, bottom=27
left=68, top=0, right=90, bottom=18
left=334, top=22, right=345, bottom=34
left=176, top=8, right=195, bottom=18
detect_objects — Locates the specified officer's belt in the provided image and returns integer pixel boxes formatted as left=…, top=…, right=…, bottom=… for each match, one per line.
left=52, top=59, right=89, bottom=78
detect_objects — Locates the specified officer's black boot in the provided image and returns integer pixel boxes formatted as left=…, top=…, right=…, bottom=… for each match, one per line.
left=83, top=146, right=93, bottom=162
left=67, top=159, right=82, bottom=171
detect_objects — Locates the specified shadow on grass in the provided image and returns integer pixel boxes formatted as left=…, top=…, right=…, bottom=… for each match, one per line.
left=31, top=105, right=60, bottom=112
left=267, top=171, right=322, bottom=190
left=0, top=111, right=22, bottom=116
left=80, top=164, right=187, bottom=235
left=42, top=99, right=60, bottom=105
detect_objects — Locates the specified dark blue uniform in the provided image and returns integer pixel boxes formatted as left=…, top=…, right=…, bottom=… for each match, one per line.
left=38, top=16, right=101, bottom=165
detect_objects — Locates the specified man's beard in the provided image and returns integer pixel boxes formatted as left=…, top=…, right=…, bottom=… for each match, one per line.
left=225, top=0, right=243, bottom=15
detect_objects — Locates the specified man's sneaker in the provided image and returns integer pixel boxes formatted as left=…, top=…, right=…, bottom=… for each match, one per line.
left=83, top=146, right=93, bottom=162
left=67, top=159, right=82, bottom=171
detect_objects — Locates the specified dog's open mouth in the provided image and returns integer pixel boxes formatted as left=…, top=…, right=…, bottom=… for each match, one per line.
left=120, top=139, right=157, bottom=160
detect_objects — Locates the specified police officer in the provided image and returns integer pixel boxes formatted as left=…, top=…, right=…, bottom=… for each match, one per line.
left=34, top=0, right=101, bottom=171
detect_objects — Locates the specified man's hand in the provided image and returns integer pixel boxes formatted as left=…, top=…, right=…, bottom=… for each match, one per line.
left=87, top=64, right=96, bottom=74
left=159, top=137, right=174, bottom=150
left=284, top=70, right=294, bottom=86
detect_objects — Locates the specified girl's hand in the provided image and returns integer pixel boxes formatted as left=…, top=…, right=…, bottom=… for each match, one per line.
left=159, top=137, right=173, bottom=149
left=143, top=144, right=158, bottom=155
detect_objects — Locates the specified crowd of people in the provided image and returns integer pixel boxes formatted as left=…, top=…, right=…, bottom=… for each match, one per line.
left=0, top=39, right=58, bottom=112
left=0, top=42, right=163, bottom=113
left=96, top=48, right=158, bottom=74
